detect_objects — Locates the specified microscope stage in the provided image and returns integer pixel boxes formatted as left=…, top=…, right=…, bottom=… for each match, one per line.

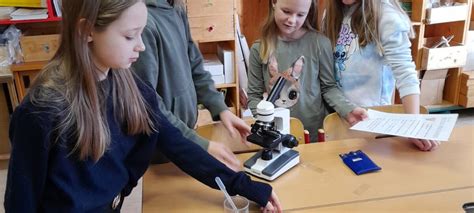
left=244, top=149, right=299, bottom=181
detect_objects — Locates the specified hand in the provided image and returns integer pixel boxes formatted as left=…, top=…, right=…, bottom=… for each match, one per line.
left=207, top=141, right=241, bottom=171
left=260, top=190, right=282, bottom=213
left=345, top=107, right=368, bottom=126
left=219, top=110, right=251, bottom=143
left=408, top=138, right=440, bottom=151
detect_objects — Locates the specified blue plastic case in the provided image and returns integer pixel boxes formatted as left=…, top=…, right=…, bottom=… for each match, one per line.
left=339, top=150, right=381, bottom=175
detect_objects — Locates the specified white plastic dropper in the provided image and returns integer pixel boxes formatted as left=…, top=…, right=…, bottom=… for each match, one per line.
left=215, top=176, right=238, bottom=211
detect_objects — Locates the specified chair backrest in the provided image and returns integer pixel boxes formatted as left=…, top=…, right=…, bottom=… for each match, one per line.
left=195, top=117, right=305, bottom=153
left=323, top=105, right=428, bottom=141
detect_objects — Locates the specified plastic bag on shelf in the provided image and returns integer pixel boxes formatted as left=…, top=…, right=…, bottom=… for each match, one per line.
left=1, top=25, right=24, bottom=65
left=0, top=37, right=9, bottom=75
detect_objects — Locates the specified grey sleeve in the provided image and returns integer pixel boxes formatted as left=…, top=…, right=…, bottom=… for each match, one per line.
left=155, top=92, right=209, bottom=150
left=318, top=36, right=357, bottom=117
left=246, top=43, right=265, bottom=116
left=133, top=19, right=209, bottom=150
left=133, top=24, right=160, bottom=90
left=181, top=11, right=228, bottom=120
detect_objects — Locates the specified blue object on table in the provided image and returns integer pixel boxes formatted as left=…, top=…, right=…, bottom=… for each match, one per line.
left=339, top=150, right=381, bottom=175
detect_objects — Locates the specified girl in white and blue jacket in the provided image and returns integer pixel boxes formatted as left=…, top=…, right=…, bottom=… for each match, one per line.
left=323, top=0, right=439, bottom=151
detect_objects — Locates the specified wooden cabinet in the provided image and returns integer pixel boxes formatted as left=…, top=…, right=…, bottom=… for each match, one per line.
left=410, top=0, right=473, bottom=111
left=1, top=0, right=61, bottom=103
left=0, top=0, right=61, bottom=156
left=186, top=0, right=241, bottom=118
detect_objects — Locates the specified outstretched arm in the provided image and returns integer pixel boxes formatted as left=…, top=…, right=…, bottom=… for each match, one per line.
left=155, top=108, right=276, bottom=207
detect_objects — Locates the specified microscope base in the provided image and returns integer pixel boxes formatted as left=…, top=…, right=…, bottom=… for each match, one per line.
left=243, top=149, right=299, bottom=181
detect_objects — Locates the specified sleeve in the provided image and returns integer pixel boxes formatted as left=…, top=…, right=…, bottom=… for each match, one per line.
left=318, top=36, right=357, bottom=117
left=132, top=21, right=209, bottom=150
left=181, top=10, right=228, bottom=120
left=5, top=105, right=52, bottom=212
left=153, top=93, right=209, bottom=150
left=379, top=10, right=420, bottom=98
left=155, top=110, right=272, bottom=207
left=122, top=87, right=210, bottom=196
left=133, top=24, right=160, bottom=90
left=246, top=43, right=266, bottom=116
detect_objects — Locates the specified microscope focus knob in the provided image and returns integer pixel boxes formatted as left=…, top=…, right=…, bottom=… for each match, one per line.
left=282, top=135, right=298, bottom=148
left=262, top=149, right=273, bottom=160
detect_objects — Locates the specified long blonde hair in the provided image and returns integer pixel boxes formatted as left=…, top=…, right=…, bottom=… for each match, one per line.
left=259, top=0, right=318, bottom=63
left=323, top=0, right=414, bottom=52
left=29, top=0, right=154, bottom=161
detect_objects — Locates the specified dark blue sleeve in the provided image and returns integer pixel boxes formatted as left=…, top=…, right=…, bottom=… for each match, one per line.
left=155, top=110, right=272, bottom=207
left=5, top=104, right=52, bottom=212
left=121, top=134, right=156, bottom=197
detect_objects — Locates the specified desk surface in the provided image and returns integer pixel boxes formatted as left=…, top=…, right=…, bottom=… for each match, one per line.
left=142, top=125, right=474, bottom=212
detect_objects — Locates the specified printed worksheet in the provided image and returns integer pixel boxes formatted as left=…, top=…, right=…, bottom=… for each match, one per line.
left=350, top=109, right=458, bottom=141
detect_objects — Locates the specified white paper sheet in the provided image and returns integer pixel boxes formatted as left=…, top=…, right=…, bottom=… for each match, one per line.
left=350, top=109, right=458, bottom=141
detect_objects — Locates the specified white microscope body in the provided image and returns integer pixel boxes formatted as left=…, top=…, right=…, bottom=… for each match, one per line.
left=243, top=100, right=300, bottom=181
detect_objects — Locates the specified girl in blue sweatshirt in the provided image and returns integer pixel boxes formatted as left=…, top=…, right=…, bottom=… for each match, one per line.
left=4, top=0, right=281, bottom=212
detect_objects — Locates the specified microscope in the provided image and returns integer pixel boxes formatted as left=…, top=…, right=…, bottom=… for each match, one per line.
left=243, top=76, right=300, bottom=181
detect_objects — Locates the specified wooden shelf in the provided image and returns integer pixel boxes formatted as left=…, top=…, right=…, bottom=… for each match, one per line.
left=215, top=83, right=237, bottom=89
left=188, top=0, right=240, bottom=117
left=0, top=0, right=61, bottom=25
left=0, top=17, right=60, bottom=25
left=10, top=61, right=48, bottom=72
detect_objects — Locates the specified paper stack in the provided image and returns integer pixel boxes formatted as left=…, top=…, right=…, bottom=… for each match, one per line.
left=52, top=0, right=61, bottom=17
left=0, top=7, right=15, bottom=19
left=217, top=44, right=234, bottom=84
left=203, top=54, right=224, bottom=84
left=10, top=8, right=48, bottom=21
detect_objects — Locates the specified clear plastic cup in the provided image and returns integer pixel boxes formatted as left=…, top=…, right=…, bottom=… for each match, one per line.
left=223, top=196, right=249, bottom=213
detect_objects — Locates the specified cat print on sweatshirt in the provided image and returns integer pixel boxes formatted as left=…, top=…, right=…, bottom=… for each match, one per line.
left=267, top=55, right=304, bottom=108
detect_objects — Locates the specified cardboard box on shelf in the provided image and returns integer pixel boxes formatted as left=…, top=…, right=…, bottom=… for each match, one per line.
left=420, top=69, right=449, bottom=105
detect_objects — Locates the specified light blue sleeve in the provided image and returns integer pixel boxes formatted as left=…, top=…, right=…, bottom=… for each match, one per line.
left=379, top=6, right=420, bottom=98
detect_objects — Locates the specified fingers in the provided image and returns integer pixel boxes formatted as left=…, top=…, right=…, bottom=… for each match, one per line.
left=220, top=111, right=251, bottom=140
left=358, top=108, right=369, bottom=120
left=409, top=138, right=440, bottom=151
left=261, top=202, right=275, bottom=213
left=410, top=138, right=425, bottom=150
left=260, top=190, right=282, bottom=213
left=270, top=191, right=282, bottom=212
left=218, top=145, right=241, bottom=171
left=222, top=149, right=242, bottom=171
left=207, top=142, right=242, bottom=171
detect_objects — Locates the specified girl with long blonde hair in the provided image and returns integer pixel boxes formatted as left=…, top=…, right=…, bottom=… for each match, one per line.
left=323, top=0, right=439, bottom=151
left=5, top=0, right=281, bottom=211
left=247, top=0, right=367, bottom=142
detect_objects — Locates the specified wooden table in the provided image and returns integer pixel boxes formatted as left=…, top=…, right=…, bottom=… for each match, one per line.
left=142, top=125, right=474, bottom=212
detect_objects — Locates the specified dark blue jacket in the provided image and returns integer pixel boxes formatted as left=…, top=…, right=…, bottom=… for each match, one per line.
left=4, top=74, right=271, bottom=212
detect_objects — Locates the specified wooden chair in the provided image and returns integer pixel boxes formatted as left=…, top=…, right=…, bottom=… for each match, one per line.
left=323, top=105, right=429, bottom=141
left=195, top=117, right=305, bottom=153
